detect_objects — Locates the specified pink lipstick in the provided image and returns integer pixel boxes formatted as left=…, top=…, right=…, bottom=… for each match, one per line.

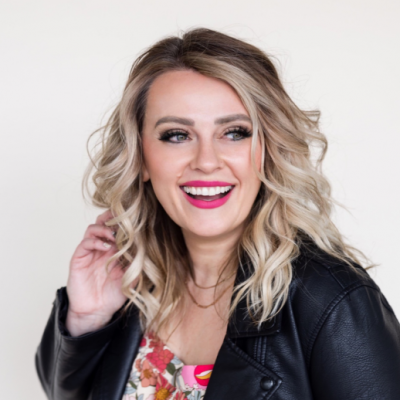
left=180, top=181, right=235, bottom=209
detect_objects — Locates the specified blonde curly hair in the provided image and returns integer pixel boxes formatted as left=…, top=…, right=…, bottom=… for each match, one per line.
left=82, top=27, right=375, bottom=334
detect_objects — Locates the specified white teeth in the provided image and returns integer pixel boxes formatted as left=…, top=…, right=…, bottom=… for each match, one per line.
left=182, top=185, right=233, bottom=196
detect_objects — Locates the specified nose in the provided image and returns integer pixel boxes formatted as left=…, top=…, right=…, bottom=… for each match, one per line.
left=189, top=136, right=224, bottom=173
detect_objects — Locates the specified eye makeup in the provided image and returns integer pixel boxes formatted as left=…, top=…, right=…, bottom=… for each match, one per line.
left=158, top=126, right=252, bottom=143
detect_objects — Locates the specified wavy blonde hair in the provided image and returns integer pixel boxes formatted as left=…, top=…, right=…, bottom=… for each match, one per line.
left=82, top=27, right=375, bottom=333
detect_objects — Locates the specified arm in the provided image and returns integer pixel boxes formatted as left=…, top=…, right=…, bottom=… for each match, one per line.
left=35, top=287, right=124, bottom=400
left=309, top=284, right=400, bottom=399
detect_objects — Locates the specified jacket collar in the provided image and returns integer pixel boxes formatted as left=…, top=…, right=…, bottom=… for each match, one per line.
left=226, top=253, right=283, bottom=338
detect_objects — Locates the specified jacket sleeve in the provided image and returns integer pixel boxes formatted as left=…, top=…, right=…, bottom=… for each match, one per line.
left=35, top=287, right=124, bottom=400
left=309, top=284, right=400, bottom=399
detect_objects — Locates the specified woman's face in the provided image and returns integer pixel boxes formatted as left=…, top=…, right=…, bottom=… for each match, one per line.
left=141, top=70, right=262, bottom=240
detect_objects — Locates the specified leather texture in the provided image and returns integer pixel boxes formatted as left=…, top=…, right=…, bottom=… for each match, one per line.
left=35, top=242, right=400, bottom=399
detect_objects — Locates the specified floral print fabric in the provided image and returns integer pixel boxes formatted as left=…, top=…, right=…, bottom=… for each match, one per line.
left=122, top=331, right=214, bottom=400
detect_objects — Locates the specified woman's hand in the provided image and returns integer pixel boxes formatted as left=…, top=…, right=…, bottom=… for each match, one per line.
left=65, top=209, right=127, bottom=336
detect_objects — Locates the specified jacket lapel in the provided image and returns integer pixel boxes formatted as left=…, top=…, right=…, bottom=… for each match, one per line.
left=204, top=255, right=283, bottom=399
left=204, top=337, right=282, bottom=400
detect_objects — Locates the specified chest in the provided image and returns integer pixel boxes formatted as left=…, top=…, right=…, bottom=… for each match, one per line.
left=93, top=297, right=317, bottom=400
left=158, top=301, right=229, bottom=365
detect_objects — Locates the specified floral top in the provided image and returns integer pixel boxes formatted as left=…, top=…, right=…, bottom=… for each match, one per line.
left=122, top=331, right=214, bottom=400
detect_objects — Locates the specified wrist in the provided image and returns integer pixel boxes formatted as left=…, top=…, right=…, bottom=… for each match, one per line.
left=65, top=310, right=113, bottom=337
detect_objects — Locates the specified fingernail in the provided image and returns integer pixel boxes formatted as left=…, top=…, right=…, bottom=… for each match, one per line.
left=103, top=242, right=111, bottom=248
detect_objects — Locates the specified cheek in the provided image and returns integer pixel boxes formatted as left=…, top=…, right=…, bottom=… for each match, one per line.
left=142, top=140, right=189, bottom=186
left=142, top=139, right=168, bottom=177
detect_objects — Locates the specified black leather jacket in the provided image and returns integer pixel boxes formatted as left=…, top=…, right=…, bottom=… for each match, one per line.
left=35, top=243, right=400, bottom=399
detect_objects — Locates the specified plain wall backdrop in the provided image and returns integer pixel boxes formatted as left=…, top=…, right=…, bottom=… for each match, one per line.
left=1, top=0, right=399, bottom=398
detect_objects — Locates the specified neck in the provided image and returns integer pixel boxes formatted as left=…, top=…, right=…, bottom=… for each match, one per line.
left=181, top=225, right=244, bottom=287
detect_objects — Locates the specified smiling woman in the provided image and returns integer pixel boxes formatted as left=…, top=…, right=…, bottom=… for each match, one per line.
left=35, top=27, right=400, bottom=400
left=141, top=70, right=262, bottom=234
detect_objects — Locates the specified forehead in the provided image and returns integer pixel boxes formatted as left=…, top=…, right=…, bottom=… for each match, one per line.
left=144, top=70, right=249, bottom=123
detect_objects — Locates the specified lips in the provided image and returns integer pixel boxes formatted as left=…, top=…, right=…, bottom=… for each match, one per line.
left=182, top=187, right=233, bottom=201
left=194, top=364, right=213, bottom=386
left=180, top=186, right=234, bottom=209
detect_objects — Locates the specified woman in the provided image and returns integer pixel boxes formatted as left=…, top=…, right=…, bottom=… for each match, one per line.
left=35, top=28, right=400, bottom=400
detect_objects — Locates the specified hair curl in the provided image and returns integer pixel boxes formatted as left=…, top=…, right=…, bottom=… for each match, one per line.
left=82, top=27, right=376, bottom=334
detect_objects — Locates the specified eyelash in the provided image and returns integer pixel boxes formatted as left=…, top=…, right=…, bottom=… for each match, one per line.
left=158, top=126, right=252, bottom=143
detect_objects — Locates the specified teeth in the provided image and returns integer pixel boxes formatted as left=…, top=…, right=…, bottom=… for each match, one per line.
left=182, top=186, right=233, bottom=196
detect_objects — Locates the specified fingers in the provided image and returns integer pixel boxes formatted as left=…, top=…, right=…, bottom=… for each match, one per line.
left=72, top=237, right=117, bottom=259
left=95, top=209, right=114, bottom=225
left=83, top=237, right=115, bottom=251
left=84, top=224, right=116, bottom=242
left=76, top=210, right=122, bottom=261
left=95, top=209, right=119, bottom=236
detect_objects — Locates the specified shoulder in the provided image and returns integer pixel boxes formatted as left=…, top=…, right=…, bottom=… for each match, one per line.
left=288, top=243, right=400, bottom=396
left=287, top=241, right=399, bottom=362
left=290, top=241, right=381, bottom=309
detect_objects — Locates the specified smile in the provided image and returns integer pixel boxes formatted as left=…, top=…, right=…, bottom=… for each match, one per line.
left=180, top=185, right=234, bottom=209
left=183, top=185, right=233, bottom=196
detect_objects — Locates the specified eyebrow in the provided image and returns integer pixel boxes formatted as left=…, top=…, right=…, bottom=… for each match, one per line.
left=154, top=113, right=252, bottom=128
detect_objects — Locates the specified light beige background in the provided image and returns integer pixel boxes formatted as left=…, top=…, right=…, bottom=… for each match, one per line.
left=1, top=0, right=399, bottom=398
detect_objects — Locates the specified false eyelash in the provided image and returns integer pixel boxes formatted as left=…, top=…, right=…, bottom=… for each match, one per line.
left=225, top=126, right=252, bottom=138
left=158, top=130, right=188, bottom=141
left=158, top=126, right=252, bottom=142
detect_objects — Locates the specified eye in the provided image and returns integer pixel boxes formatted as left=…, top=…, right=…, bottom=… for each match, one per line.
left=224, top=126, right=252, bottom=141
left=157, top=126, right=252, bottom=143
left=158, top=130, right=189, bottom=143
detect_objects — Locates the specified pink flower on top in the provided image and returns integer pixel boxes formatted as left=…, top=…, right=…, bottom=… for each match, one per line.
left=154, top=374, right=175, bottom=400
left=147, top=347, right=174, bottom=373
left=146, top=335, right=174, bottom=373
left=135, top=358, right=142, bottom=372
left=140, top=359, right=158, bottom=387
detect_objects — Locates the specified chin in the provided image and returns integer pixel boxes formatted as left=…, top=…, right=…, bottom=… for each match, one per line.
left=183, top=221, right=237, bottom=238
